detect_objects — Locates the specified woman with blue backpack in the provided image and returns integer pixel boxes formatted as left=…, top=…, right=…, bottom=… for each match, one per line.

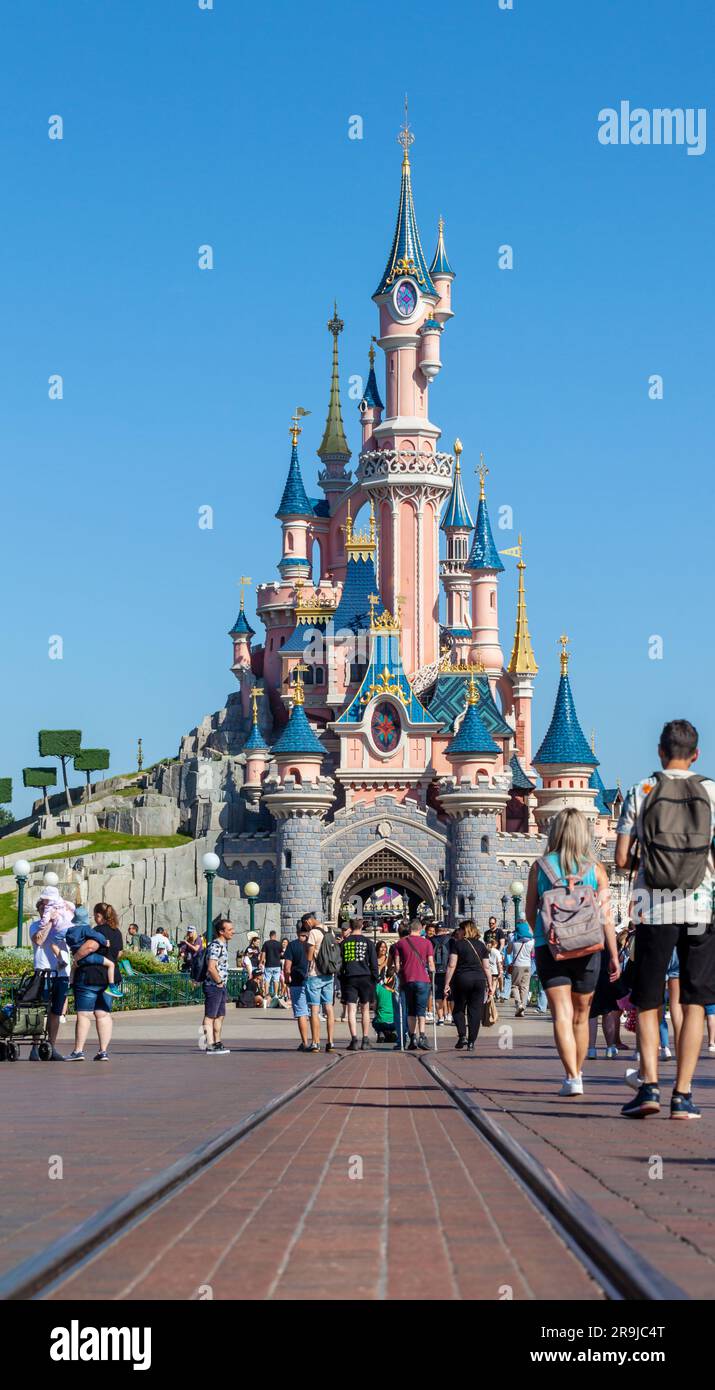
left=525, top=808, right=619, bottom=1097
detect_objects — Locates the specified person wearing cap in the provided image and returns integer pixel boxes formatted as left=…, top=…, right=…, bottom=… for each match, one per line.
left=510, top=920, right=534, bottom=1018
left=28, top=889, right=72, bottom=1061
left=283, top=921, right=312, bottom=1050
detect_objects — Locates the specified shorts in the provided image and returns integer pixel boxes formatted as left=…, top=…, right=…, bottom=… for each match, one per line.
left=403, top=980, right=430, bottom=1017
left=534, top=945, right=600, bottom=996
left=44, top=976, right=70, bottom=1016
left=264, top=966, right=282, bottom=991
left=630, top=922, right=715, bottom=1011
left=74, top=981, right=114, bottom=1014
left=341, top=976, right=375, bottom=1006
left=434, top=971, right=447, bottom=1002
left=305, top=974, right=335, bottom=1009
left=203, top=982, right=227, bottom=1018
left=290, top=982, right=309, bottom=1019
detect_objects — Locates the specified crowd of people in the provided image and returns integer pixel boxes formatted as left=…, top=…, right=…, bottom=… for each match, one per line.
left=23, top=718, right=715, bottom=1121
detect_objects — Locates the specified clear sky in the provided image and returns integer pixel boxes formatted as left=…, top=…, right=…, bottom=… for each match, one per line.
left=2, top=0, right=713, bottom=815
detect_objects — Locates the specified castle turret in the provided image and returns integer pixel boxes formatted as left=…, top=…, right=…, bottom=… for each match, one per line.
left=439, top=675, right=510, bottom=924
left=532, top=636, right=599, bottom=828
left=359, top=116, right=453, bottom=674
left=444, top=675, right=501, bottom=783
left=277, top=412, right=314, bottom=580
left=467, top=460, right=504, bottom=676
left=317, top=305, right=352, bottom=506
left=504, top=535, right=538, bottom=768
left=429, top=215, right=455, bottom=324
left=229, top=579, right=255, bottom=686
left=243, top=686, right=270, bottom=804
left=440, top=438, right=474, bottom=659
left=359, top=341, right=384, bottom=450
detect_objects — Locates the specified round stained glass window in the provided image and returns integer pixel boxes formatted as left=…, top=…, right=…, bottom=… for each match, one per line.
left=372, top=701, right=401, bottom=753
left=394, top=279, right=417, bottom=317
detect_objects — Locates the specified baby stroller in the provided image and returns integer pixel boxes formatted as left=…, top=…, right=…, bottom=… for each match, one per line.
left=0, top=970, right=53, bottom=1061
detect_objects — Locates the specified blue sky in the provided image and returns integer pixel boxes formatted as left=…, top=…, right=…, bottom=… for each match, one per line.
left=2, top=0, right=713, bottom=815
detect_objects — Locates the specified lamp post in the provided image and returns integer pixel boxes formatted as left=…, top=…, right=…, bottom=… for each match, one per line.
left=509, top=879, right=525, bottom=930
left=501, top=893, right=509, bottom=934
left=13, top=860, right=32, bottom=948
left=243, top=880, right=260, bottom=940
left=468, top=892, right=475, bottom=923
left=202, top=852, right=221, bottom=942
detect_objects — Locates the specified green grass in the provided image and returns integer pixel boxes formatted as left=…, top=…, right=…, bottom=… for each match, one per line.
left=0, top=893, right=17, bottom=936
left=0, top=828, right=188, bottom=860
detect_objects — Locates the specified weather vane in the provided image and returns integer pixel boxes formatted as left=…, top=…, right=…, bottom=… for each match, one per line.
left=328, top=302, right=343, bottom=337
left=559, top=633, right=570, bottom=674
left=398, top=93, right=414, bottom=162
left=238, top=576, right=252, bottom=610
left=477, top=452, right=488, bottom=499
left=290, top=406, right=311, bottom=445
left=250, top=685, right=263, bottom=724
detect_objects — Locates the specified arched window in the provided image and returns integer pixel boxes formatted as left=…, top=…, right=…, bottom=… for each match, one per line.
left=481, top=836, right=489, bottom=854
left=288, top=767, right=302, bottom=784
left=490, top=590, right=495, bottom=609
left=287, top=532, right=294, bottom=551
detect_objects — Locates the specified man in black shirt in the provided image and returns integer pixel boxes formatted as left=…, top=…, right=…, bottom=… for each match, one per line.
left=283, top=923, right=311, bottom=1051
left=260, top=930, right=283, bottom=998
left=340, top=918, right=379, bottom=1051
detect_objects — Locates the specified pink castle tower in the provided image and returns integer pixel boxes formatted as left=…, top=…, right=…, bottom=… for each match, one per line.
left=466, top=459, right=505, bottom=679
left=358, top=115, right=454, bottom=677
left=439, top=438, right=474, bottom=663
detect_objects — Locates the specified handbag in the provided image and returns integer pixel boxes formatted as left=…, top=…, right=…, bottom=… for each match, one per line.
left=482, top=995, right=498, bottom=1027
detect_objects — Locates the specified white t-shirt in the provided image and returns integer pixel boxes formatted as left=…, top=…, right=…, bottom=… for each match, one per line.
left=29, top=919, right=70, bottom=976
left=512, top=937, right=534, bottom=969
left=617, top=769, right=715, bottom=925
left=488, top=947, right=501, bottom=976
left=150, top=932, right=172, bottom=958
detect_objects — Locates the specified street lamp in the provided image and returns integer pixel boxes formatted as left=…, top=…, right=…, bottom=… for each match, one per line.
left=13, top=860, right=32, bottom=948
left=43, top=870, right=59, bottom=888
left=509, top=878, right=525, bottom=929
left=243, top=880, right=260, bottom=940
left=501, top=893, right=509, bottom=933
left=202, top=851, right=221, bottom=942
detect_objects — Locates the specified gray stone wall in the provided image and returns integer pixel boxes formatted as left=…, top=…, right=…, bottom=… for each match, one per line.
left=275, top=815, right=324, bottom=935
left=322, top=797, right=450, bottom=916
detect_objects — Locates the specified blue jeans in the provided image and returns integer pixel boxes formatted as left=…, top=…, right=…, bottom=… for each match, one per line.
left=393, top=986, right=409, bottom=1046
left=403, top=980, right=430, bottom=1019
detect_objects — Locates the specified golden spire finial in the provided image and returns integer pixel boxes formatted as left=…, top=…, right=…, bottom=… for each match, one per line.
left=368, top=335, right=377, bottom=367
left=398, top=93, right=414, bottom=166
left=506, top=538, right=538, bottom=676
left=477, top=452, right=488, bottom=501
left=466, top=672, right=480, bottom=706
left=369, top=498, right=376, bottom=545
left=250, top=685, right=263, bottom=726
left=327, top=302, right=343, bottom=337
left=290, top=406, right=310, bottom=446
left=345, top=497, right=353, bottom=546
left=559, top=633, right=570, bottom=675
left=291, top=662, right=309, bottom=706
left=453, top=438, right=463, bottom=473
left=238, top=575, right=252, bottom=611
left=368, top=593, right=380, bottom=625
left=438, top=213, right=445, bottom=236
left=591, top=728, right=596, bottom=755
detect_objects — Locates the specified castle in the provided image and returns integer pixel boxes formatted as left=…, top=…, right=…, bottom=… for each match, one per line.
left=217, top=117, right=624, bottom=934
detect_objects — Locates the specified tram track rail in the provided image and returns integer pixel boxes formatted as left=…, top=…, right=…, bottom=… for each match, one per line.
left=0, top=1048, right=689, bottom=1302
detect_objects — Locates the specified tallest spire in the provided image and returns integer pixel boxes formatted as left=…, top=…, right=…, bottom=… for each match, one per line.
left=374, top=108, right=437, bottom=298
left=317, top=303, right=351, bottom=463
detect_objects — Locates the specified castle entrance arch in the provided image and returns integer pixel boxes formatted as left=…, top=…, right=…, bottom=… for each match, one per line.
left=331, top=843, right=438, bottom=926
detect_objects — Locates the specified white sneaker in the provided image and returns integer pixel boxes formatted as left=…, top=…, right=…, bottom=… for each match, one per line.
left=659, top=1046, right=672, bottom=1060
left=425, top=1012, right=434, bottom=1023
left=559, top=1075, right=584, bottom=1096
left=605, top=1045, right=618, bottom=1059
left=586, top=1047, right=598, bottom=1059
left=708, top=1043, right=715, bottom=1054
left=624, top=1067, right=645, bottom=1091
left=197, top=1026, right=208, bottom=1052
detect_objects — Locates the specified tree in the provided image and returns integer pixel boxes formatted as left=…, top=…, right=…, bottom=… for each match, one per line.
left=23, top=766, right=57, bottom=818
left=0, top=778, right=12, bottom=829
left=38, top=730, right=82, bottom=809
left=74, top=748, right=110, bottom=801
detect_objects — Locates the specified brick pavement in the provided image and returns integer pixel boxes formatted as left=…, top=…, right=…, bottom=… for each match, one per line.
left=0, top=1036, right=335, bottom=1278
left=433, top=1023, right=715, bottom=1300
left=44, top=1053, right=602, bottom=1302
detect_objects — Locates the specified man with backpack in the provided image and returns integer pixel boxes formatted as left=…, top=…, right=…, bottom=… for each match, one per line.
left=303, top=910, right=340, bottom=1052
left=432, top=922, right=453, bottom=1026
left=616, top=720, right=715, bottom=1119
left=339, top=917, right=379, bottom=1050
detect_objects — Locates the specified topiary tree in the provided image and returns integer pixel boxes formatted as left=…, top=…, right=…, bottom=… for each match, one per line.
left=0, top=778, right=12, bottom=829
left=74, top=748, right=110, bottom=801
left=38, top=730, right=82, bottom=809
left=23, top=766, right=57, bottom=818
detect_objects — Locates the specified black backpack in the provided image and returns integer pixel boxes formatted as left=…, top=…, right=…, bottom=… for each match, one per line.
left=640, top=773, right=713, bottom=892
left=314, top=926, right=342, bottom=976
left=189, top=946, right=209, bottom=983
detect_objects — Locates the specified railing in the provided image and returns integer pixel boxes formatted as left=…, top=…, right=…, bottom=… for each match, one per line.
left=0, top=970, right=246, bottom=1013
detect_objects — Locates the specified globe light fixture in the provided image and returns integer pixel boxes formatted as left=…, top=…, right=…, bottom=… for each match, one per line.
left=509, top=879, right=525, bottom=930
left=43, top=870, right=60, bottom=887
left=202, top=852, right=221, bottom=941
left=243, top=880, right=260, bottom=939
left=13, top=860, right=32, bottom=948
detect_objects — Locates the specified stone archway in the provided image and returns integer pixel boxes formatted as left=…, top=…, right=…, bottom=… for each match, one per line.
left=331, top=841, right=439, bottom=923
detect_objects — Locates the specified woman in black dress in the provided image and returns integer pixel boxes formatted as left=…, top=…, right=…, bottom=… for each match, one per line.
left=443, top=920, right=494, bottom=1050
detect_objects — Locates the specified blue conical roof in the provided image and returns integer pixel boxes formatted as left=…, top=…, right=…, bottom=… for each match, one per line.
left=510, top=753, right=535, bottom=791
left=362, top=362, right=383, bottom=410
left=441, top=459, right=473, bottom=532
left=332, top=554, right=383, bottom=634
left=244, top=721, right=268, bottom=752
left=589, top=766, right=613, bottom=815
left=374, top=148, right=437, bottom=299
left=534, top=675, right=598, bottom=766
left=272, top=704, right=324, bottom=757
left=429, top=218, right=455, bottom=277
left=466, top=496, right=504, bottom=572
left=447, top=701, right=500, bottom=757
left=229, top=609, right=255, bottom=638
left=276, top=441, right=313, bottom=519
